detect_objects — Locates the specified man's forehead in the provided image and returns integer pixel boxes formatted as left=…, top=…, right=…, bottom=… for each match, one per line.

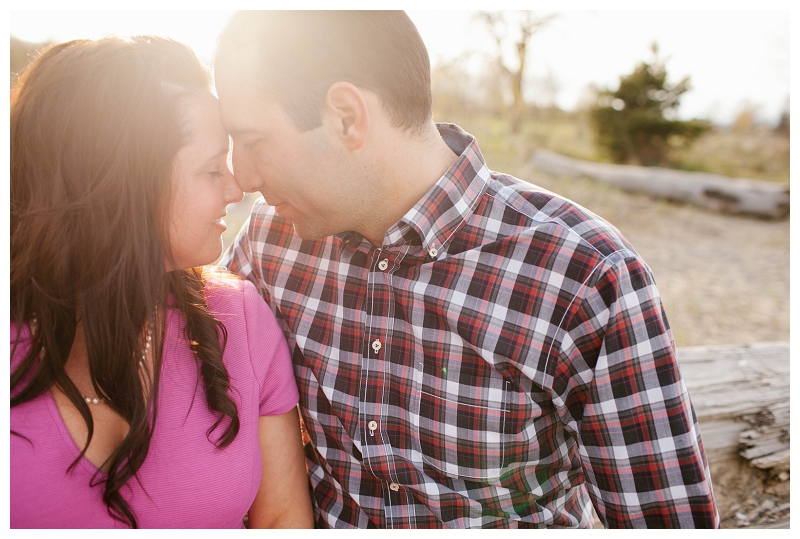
left=217, top=91, right=287, bottom=138
left=215, top=70, right=258, bottom=103
left=216, top=97, right=258, bottom=138
left=218, top=104, right=263, bottom=139
left=214, top=45, right=263, bottom=91
left=216, top=68, right=276, bottom=107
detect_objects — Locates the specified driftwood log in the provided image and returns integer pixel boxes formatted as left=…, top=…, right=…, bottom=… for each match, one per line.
left=677, top=343, right=790, bottom=527
left=531, top=149, right=789, bottom=219
left=678, top=342, right=790, bottom=473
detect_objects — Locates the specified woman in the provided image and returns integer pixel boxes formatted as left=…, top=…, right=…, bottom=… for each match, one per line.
left=10, top=36, right=314, bottom=528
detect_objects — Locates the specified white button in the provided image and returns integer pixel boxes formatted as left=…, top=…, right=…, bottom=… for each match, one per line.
left=428, top=246, right=438, bottom=258
left=371, top=339, right=382, bottom=352
left=389, top=482, right=400, bottom=492
left=378, top=259, right=389, bottom=271
left=368, top=420, right=378, bottom=431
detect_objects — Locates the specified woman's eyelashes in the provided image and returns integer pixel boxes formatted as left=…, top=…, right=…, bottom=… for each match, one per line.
left=243, top=138, right=262, bottom=150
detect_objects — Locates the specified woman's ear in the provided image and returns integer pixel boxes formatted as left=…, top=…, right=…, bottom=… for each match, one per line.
left=323, top=82, right=369, bottom=151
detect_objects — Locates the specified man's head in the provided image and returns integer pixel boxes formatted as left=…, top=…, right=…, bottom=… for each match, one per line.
left=214, top=10, right=434, bottom=242
left=215, top=10, right=431, bottom=135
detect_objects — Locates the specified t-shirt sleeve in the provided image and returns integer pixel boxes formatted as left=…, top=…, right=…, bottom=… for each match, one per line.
left=10, top=323, right=34, bottom=400
left=241, top=279, right=300, bottom=416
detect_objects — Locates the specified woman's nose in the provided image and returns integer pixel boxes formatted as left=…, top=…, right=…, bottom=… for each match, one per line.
left=224, top=166, right=244, bottom=204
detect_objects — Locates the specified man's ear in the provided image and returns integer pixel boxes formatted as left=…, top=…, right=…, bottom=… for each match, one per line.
left=324, top=82, right=369, bottom=151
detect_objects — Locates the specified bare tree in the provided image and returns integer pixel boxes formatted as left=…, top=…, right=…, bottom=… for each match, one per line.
left=535, top=66, right=562, bottom=111
left=475, top=11, right=557, bottom=132
left=431, top=52, right=480, bottom=119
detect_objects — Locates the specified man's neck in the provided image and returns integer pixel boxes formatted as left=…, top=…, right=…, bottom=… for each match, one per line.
left=361, top=123, right=458, bottom=247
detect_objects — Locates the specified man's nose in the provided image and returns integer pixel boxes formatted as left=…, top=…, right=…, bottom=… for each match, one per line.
left=231, top=146, right=258, bottom=193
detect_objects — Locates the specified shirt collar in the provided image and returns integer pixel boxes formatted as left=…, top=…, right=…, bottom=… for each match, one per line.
left=382, top=123, right=490, bottom=258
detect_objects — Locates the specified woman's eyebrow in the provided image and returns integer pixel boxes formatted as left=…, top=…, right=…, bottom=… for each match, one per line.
left=206, top=146, right=231, bottom=161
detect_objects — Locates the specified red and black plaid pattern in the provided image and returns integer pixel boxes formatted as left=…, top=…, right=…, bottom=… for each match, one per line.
left=222, top=124, right=719, bottom=528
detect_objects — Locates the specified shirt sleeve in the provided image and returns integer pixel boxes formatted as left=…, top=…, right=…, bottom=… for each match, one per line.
left=242, top=279, right=299, bottom=416
left=553, top=252, right=719, bottom=528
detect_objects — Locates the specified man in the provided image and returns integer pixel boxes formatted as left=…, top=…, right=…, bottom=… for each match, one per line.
left=215, top=11, right=719, bottom=528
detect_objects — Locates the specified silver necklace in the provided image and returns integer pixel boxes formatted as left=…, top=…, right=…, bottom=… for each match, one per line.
left=83, top=323, right=153, bottom=405
left=31, top=318, right=154, bottom=405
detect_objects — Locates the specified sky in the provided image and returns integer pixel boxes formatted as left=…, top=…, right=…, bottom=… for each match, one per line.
left=6, top=4, right=793, bottom=125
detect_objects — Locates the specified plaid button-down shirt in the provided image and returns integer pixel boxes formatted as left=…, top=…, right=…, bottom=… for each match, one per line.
left=222, top=123, right=719, bottom=528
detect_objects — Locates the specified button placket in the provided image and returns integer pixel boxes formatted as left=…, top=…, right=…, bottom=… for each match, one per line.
left=361, top=246, right=406, bottom=498
left=362, top=248, right=390, bottom=467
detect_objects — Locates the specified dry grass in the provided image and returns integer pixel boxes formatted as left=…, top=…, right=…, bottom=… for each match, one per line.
left=673, top=126, right=790, bottom=184
left=437, top=109, right=790, bottom=184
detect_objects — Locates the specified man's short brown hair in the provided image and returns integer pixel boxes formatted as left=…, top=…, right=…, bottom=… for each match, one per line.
left=215, top=10, right=432, bottom=135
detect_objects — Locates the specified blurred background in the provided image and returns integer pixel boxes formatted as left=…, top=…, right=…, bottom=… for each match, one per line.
left=11, top=9, right=788, bottom=346
left=9, top=8, right=791, bottom=528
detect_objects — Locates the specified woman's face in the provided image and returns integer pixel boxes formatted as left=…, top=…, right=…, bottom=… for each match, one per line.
left=167, top=93, right=243, bottom=270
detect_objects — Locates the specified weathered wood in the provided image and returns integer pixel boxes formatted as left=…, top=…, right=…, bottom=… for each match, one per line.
left=741, top=441, right=789, bottom=461
left=750, top=450, right=790, bottom=471
left=531, top=149, right=789, bottom=219
left=677, top=342, right=790, bottom=469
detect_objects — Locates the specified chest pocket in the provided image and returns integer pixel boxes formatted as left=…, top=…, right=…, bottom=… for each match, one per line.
left=411, top=358, right=533, bottom=483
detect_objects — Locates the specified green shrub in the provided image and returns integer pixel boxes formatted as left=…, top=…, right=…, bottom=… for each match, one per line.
left=589, top=43, right=710, bottom=166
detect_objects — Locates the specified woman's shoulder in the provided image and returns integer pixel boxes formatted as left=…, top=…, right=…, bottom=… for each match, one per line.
left=201, top=267, right=254, bottom=306
left=201, top=267, right=271, bottom=326
left=200, top=267, right=293, bottom=403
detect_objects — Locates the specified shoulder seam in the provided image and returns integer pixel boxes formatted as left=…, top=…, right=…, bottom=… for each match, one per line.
left=240, top=282, right=260, bottom=386
left=486, top=184, right=633, bottom=262
left=541, top=249, right=639, bottom=376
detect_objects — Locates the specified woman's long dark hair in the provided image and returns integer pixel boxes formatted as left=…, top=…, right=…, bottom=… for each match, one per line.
left=10, top=37, right=240, bottom=528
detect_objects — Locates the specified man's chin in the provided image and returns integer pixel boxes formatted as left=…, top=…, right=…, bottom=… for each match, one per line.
left=291, top=222, right=329, bottom=242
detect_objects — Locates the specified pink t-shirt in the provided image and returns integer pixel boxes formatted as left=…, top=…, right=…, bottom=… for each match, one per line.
left=10, top=279, right=299, bottom=528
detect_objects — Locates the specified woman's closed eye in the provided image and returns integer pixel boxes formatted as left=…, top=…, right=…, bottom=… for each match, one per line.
left=243, top=138, right=262, bottom=151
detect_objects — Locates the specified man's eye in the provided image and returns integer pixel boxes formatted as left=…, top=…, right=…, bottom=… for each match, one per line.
left=207, top=170, right=224, bottom=178
left=243, top=139, right=261, bottom=150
